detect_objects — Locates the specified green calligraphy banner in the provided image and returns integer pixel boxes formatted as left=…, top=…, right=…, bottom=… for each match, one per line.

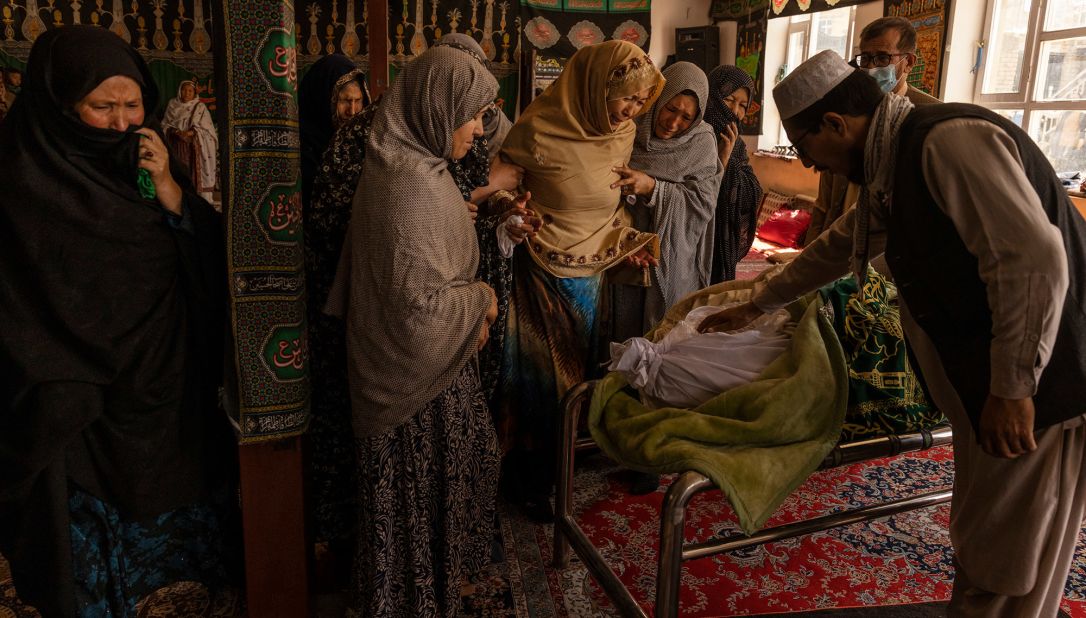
left=215, top=0, right=310, bottom=443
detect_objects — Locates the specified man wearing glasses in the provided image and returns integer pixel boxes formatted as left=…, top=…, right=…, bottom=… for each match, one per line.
left=803, top=17, right=939, bottom=245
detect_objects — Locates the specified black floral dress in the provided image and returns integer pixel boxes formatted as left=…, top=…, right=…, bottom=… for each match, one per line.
left=304, top=104, right=380, bottom=545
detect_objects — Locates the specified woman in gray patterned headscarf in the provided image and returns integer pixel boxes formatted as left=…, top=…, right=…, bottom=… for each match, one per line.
left=331, top=45, right=501, bottom=617
left=610, top=61, right=723, bottom=341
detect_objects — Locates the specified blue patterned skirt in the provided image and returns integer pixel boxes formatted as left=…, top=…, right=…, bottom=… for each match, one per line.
left=69, top=484, right=234, bottom=617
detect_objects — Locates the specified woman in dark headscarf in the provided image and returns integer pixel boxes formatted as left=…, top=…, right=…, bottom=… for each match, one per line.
left=704, top=65, right=763, bottom=283
left=301, top=56, right=374, bottom=561
left=328, top=44, right=502, bottom=617
left=0, top=26, right=236, bottom=617
left=298, top=53, right=369, bottom=206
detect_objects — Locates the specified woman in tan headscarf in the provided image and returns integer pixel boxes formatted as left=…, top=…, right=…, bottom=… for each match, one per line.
left=494, top=40, right=664, bottom=519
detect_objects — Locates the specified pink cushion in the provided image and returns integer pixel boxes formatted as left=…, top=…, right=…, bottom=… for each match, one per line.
left=756, top=208, right=812, bottom=249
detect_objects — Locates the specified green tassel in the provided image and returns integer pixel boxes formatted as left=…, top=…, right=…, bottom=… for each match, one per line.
left=137, top=168, right=156, bottom=200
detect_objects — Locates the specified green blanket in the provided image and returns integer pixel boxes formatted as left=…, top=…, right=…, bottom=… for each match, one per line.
left=589, top=280, right=848, bottom=534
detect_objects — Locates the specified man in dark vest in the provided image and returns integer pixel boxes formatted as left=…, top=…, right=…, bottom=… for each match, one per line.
left=699, top=49, right=1086, bottom=617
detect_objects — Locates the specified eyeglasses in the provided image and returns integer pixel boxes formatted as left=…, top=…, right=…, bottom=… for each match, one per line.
left=786, top=128, right=813, bottom=159
left=849, top=52, right=911, bottom=69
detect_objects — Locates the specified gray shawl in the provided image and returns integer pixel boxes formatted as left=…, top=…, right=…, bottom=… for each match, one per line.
left=434, top=33, right=511, bottom=155
left=629, top=61, right=723, bottom=320
left=337, top=46, right=498, bottom=437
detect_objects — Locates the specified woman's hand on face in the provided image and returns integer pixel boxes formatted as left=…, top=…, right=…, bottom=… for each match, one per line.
left=610, top=165, right=656, bottom=197
left=489, top=156, right=524, bottom=192
left=136, top=128, right=183, bottom=215
left=500, top=191, right=542, bottom=244
left=718, top=122, right=739, bottom=167
left=624, top=247, right=658, bottom=269
left=465, top=200, right=479, bottom=221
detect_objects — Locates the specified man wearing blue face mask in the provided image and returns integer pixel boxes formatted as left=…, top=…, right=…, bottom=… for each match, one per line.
left=851, top=16, right=939, bottom=104
left=803, top=17, right=940, bottom=246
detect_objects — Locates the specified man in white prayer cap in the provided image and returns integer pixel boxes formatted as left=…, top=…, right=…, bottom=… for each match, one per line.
left=699, top=49, right=1086, bottom=617
left=803, top=16, right=940, bottom=245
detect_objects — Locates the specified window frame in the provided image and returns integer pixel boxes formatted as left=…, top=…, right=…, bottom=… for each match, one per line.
left=975, top=0, right=1086, bottom=131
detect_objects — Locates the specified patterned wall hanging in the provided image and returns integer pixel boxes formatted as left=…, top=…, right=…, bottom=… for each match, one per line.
left=387, top=1, right=523, bottom=117
left=214, top=0, right=311, bottom=443
left=735, top=6, right=767, bottom=135
left=885, top=0, right=951, bottom=98
left=710, top=0, right=769, bottom=21
left=710, top=0, right=865, bottom=20
left=294, top=0, right=370, bottom=73
left=520, top=0, right=651, bottom=60
left=0, top=1, right=370, bottom=115
left=768, top=0, right=867, bottom=18
left=0, top=0, right=216, bottom=114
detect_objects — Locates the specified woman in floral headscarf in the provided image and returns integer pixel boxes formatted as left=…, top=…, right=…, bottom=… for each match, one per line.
left=495, top=40, right=664, bottom=519
left=705, top=64, right=763, bottom=283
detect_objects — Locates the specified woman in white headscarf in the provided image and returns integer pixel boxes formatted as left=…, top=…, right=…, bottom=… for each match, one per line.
left=162, top=80, right=217, bottom=202
left=331, top=45, right=502, bottom=617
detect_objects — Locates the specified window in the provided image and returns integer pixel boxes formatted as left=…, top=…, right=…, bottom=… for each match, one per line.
left=977, top=0, right=1086, bottom=173
left=777, top=6, right=857, bottom=146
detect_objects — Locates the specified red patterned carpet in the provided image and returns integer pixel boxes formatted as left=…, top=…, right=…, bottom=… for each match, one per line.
left=495, top=447, right=1086, bottom=617
left=6, top=447, right=1086, bottom=616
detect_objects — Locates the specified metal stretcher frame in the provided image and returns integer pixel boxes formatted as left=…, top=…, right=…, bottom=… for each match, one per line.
left=553, top=380, right=955, bottom=618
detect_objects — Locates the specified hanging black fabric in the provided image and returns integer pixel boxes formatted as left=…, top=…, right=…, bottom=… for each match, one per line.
left=0, top=26, right=229, bottom=616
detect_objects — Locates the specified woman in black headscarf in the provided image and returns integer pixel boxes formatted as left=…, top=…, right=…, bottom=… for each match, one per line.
left=0, top=26, right=236, bottom=617
left=704, top=65, right=763, bottom=283
left=298, top=53, right=369, bottom=206
left=300, top=55, right=373, bottom=561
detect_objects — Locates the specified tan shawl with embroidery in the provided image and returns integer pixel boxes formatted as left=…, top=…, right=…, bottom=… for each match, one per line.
left=500, top=40, right=664, bottom=277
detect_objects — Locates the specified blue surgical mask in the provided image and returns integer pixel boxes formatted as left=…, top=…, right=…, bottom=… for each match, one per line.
left=866, top=64, right=900, bottom=93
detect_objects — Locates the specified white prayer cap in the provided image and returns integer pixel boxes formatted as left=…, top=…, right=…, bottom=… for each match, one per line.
left=773, top=49, right=854, bottom=120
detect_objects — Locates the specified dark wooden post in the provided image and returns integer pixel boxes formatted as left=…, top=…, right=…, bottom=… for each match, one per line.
left=238, top=438, right=309, bottom=617
left=367, top=0, right=389, bottom=96
left=213, top=1, right=312, bottom=615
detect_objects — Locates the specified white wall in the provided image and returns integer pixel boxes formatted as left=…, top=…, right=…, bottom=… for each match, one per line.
left=648, top=0, right=714, bottom=67
left=939, top=0, right=986, bottom=102
left=757, top=14, right=791, bottom=150
left=853, top=1, right=886, bottom=44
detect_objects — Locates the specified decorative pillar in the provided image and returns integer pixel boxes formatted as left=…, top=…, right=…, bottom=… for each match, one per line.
left=213, top=1, right=310, bottom=615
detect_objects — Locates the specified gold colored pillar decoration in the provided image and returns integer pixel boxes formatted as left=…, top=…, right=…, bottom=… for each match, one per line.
left=150, top=0, right=166, bottom=50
